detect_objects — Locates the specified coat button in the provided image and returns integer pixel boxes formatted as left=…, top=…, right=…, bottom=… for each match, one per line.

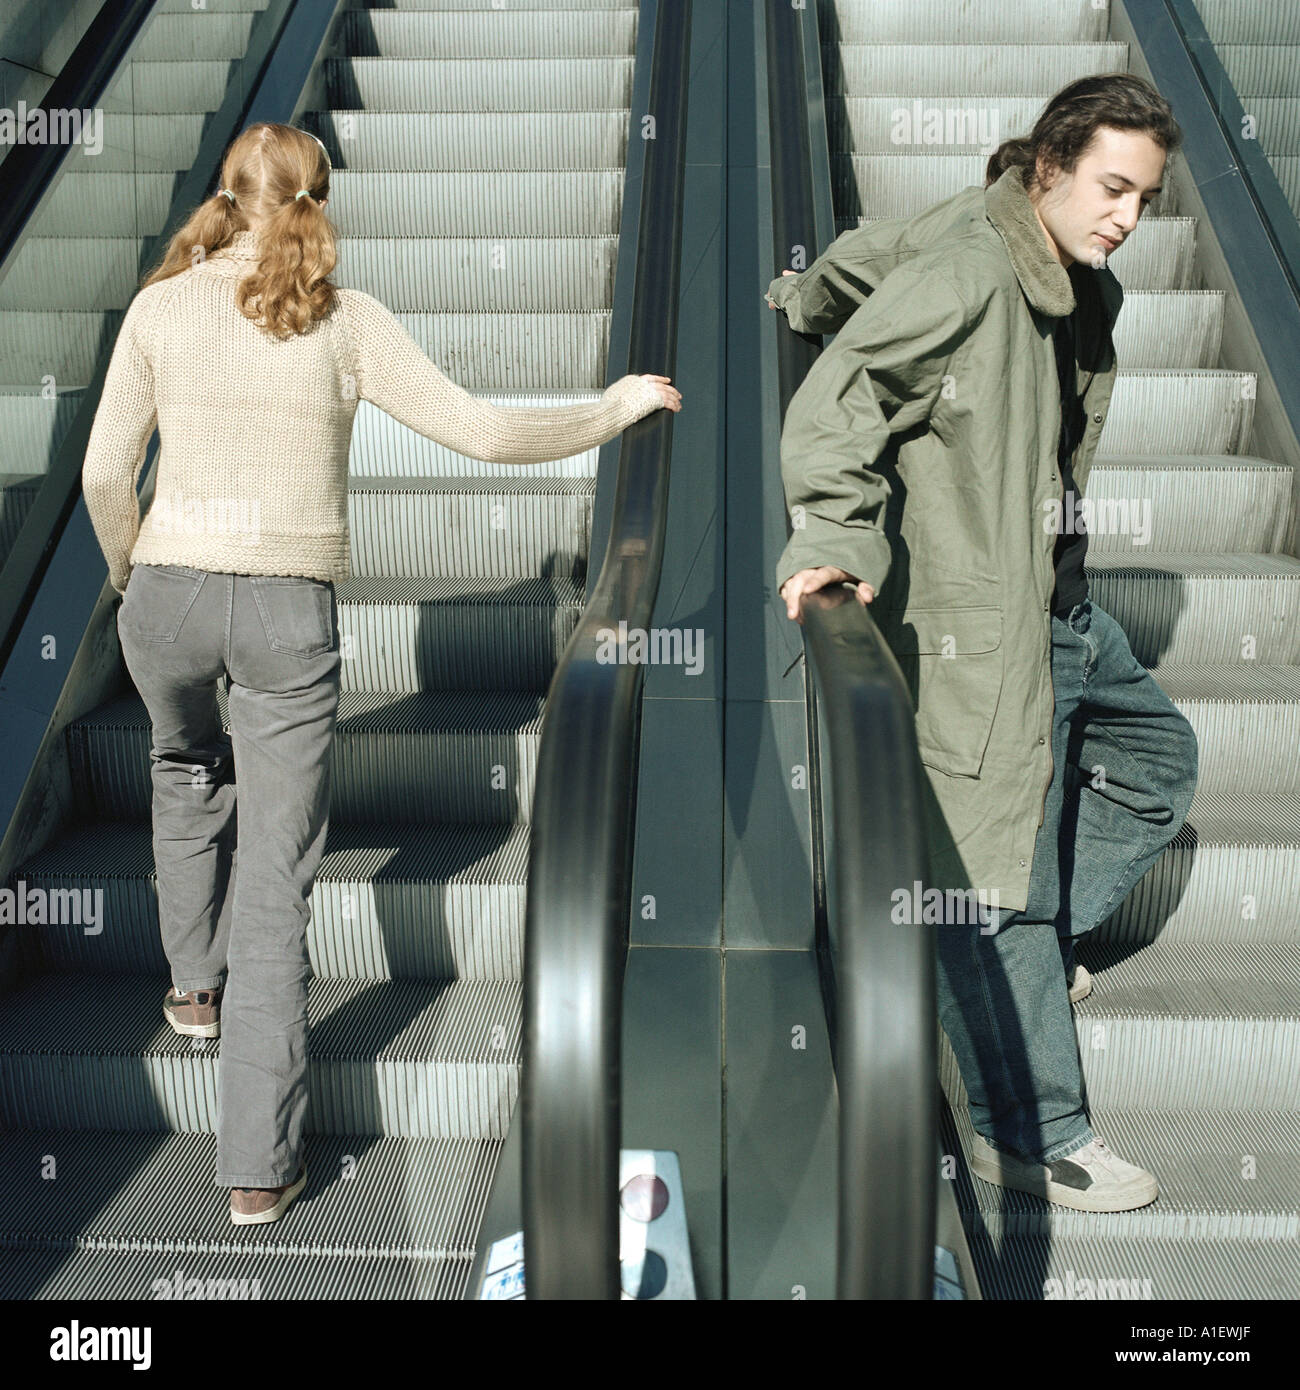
left=1092, top=412, right=1104, bottom=423
left=1038, top=737, right=1046, bottom=744
left=1020, top=859, right=1027, bottom=868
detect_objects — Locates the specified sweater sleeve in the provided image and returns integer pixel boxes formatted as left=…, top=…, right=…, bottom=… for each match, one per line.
left=340, top=289, right=664, bottom=464
left=82, top=289, right=158, bottom=594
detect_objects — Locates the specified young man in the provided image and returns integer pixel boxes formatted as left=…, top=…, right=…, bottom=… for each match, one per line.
left=767, top=74, right=1199, bottom=1212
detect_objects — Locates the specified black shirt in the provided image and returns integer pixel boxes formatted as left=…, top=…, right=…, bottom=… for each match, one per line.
left=1051, top=312, right=1089, bottom=619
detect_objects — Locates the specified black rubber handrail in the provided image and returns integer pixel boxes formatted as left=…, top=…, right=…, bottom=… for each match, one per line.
left=799, top=589, right=938, bottom=1299
left=520, top=0, right=690, bottom=1300
left=1159, top=0, right=1300, bottom=308
left=765, top=0, right=937, bottom=1300
left=0, top=0, right=156, bottom=269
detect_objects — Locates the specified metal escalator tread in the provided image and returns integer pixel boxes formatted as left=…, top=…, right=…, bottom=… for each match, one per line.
left=1072, top=939, right=1300, bottom=1025
left=0, top=972, right=520, bottom=1138
left=939, top=1106, right=1300, bottom=1299
left=5, top=1246, right=475, bottom=1301
left=0, top=1129, right=501, bottom=1262
left=20, top=818, right=531, bottom=983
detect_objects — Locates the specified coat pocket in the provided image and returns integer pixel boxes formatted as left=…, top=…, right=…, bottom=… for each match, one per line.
left=880, top=605, right=1004, bottom=778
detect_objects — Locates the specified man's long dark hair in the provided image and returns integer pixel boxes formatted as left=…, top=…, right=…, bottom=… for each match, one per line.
left=986, top=73, right=1182, bottom=189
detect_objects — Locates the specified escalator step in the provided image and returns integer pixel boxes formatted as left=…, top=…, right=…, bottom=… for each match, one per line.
left=0, top=1128, right=502, bottom=1263
left=15, top=818, right=531, bottom=982
left=324, top=55, right=634, bottom=112
left=827, top=0, right=1109, bottom=44
left=826, top=43, right=1130, bottom=98
left=346, top=476, right=594, bottom=579
left=306, top=111, right=632, bottom=171
left=1098, top=787, right=1300, bottom=946
left=939, top=1103, right=1300, bottom=1298
left=0, top=973, right=521, bottom=1139
left=938, top=941, right=1300, bottom=1112
left=1085, top=455, right=1291, bottom=555
left=1087, top=552, right=1300, bottom=664
left=67, top=688, right=548, bottom=825
left=339, top=9, right=639, bottom=61
left=2, top=1244, right=473, bottom=1300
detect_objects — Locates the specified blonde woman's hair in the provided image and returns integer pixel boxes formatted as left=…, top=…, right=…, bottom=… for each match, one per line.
left=141, top=122, right=337, bottom=339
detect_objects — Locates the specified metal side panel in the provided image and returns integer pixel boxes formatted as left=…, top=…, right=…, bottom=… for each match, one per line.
left=621, top=946, right=723, bottom=1300
left=723, top=698, right=817, bottom=950
left=724, top=947, right=837, bottom=1300
left=632, top=697, right=724, bottom=949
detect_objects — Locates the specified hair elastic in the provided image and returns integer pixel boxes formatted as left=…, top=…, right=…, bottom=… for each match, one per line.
left=295, top=189, right=311, bottom=200
left=219, top=188, right=235, bottom=203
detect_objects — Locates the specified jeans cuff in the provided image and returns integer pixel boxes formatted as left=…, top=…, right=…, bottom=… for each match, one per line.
left=217, top=1167, right=301, bottom=1189
left=982, top=1125, right=1095, bottom=1164
left=1038, top=1127, right=1096, bottom=1163
left=173, top=977, right=224, bottom=993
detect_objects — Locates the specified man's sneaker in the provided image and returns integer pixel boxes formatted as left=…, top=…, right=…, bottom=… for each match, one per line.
left=1067, top=963, right=1092, bottom=1004
left=230, top=1164, right=307, bottom=1226
left=968, top=1132, right=1158, bottom=1212
left=163, top=985, right=221, bottom=1038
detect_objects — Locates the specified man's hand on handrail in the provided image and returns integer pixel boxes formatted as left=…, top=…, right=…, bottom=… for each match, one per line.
left=780, top=566, right=875, bottom=623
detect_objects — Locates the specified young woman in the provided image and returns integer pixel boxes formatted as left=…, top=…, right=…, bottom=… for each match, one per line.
left=82, top=122, right=680, bottom=1225
left=768, top=75, right=1198, bottom=1212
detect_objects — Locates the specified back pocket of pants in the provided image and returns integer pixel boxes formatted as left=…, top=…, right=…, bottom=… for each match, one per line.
left=250, top=576, right=334, bottom=657
left=119, top=564, right=206, bottom=642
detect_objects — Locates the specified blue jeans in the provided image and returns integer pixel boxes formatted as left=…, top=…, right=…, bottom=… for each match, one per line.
left=116, top=563, right=342, bottom=1188
left=935, top=597, right=1198, bottom=1161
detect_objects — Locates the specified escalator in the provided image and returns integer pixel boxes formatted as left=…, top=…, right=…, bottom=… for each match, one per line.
left=808, top=0, right=1300, bottom=1299
left=2, top=0, right=1295, bottom=1305
left=0, top=0, right=648, bottom=1298
left=1198, top=0, right=1300, bottom=225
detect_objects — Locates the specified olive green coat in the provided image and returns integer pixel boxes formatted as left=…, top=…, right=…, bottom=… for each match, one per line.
left=767, top=167, right=1124, bottom=912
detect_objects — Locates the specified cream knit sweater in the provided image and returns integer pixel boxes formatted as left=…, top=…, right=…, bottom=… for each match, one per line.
left=82, top=229, right=665, bottom=594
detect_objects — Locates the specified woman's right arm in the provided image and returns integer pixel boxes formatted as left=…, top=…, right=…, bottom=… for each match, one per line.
left=339, top=289, right=676, bottom=465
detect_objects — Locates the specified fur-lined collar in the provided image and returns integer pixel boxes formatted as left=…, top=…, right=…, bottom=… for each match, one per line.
left=984, top=166, right=1079, bottom=318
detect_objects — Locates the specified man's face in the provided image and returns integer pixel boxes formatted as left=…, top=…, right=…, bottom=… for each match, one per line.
left=1029, top=126, right=1167, bottom=270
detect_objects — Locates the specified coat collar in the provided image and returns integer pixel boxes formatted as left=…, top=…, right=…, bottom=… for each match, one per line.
left=983, top=167, right=1079, bottom=318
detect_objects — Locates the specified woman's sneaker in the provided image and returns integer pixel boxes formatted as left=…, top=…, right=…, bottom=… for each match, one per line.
left=163, top=985, right=221, bottom=1038
left=969, top=1132, right=1158, bottom=1212
left=1067, top=963, right=1092, bottom=1004
left=230, top=1164, right=307, bottom=1226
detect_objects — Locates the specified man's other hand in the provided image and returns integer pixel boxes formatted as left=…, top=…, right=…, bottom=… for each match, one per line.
left=767, top=267, right=799, bottom=308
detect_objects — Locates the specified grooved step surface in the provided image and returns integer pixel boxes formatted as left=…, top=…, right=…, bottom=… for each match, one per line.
left=937, top=940, right=1300, bottom=1112
left=0, top=973, right=521, bottom=1139
left=0, top=1129, right=504, bottom=1261
left=325, top=56, right=635, bottom=112
left=939, top=1106, right=1300, bottom=1298
left=15, top=819, right=530, bottom=982
left=3, top=1245, right=473, bottom=1300
left=68, top=688, right=546, bottom=825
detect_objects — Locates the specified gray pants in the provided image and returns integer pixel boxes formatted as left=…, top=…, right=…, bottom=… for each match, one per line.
left=116, top=563, right=341, bottom=1188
